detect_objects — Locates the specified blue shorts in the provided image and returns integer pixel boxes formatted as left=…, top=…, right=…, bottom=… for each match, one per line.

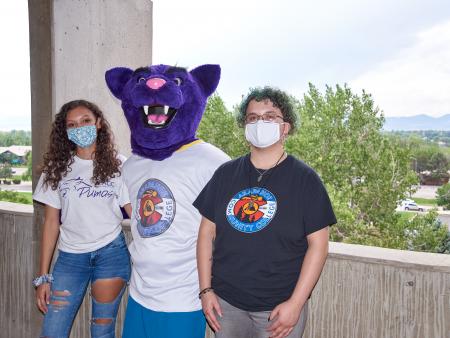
left=122, top=296, right=206, bottom=338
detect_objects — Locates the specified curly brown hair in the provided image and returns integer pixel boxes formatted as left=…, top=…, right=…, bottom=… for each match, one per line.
left=42, top=100, right=122, bottom=190
left=237, top=86, right=298, bottom=134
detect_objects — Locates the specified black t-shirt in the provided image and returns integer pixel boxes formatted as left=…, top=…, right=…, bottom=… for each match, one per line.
left=193, top=154, right=336, bottom=311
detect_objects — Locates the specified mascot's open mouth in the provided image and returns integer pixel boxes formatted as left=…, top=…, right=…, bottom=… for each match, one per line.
left=142, top=105, right=177, bottom=129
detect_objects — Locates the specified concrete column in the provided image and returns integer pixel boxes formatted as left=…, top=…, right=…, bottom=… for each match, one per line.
left=29, top=0, right=53, bottom=191
left=28, top=1, right=152, bottom=336
left=53, top=0, right=153, bottom=155
left=30, top=0, right=153, bottom=182
left=28, top=2, right=53, bottom=335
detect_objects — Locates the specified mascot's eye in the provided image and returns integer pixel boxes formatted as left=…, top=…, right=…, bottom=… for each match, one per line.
left=138, top=77, right=146, bottom=83
left=174, top=77, right=182, bottom=86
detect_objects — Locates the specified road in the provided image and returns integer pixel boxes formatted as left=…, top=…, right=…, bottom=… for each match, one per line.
left=438, top=214, right=450, bottom=231
left=11, top=167, right=27, bottom=176
left=409, top=185, right=450, bottom=230
left=0, top=167, right=31, bottom=192
left=0, top=182, right=32, bottom=192
left=397, top=205, right=450, bottom=231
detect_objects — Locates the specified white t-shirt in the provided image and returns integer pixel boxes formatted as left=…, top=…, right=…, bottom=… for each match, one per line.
left=33, top=155, right=130, bottom=253
left=123, top=141, right=230, bottom=312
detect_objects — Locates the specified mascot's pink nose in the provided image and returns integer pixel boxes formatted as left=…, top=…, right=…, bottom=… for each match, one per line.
left=146, top=78, right=166, bottom=90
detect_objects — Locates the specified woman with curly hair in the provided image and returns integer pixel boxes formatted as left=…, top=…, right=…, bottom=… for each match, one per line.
left=33, top=99, right=131, bottom=338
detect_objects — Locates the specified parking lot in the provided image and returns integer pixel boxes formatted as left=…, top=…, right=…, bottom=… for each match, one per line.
left=412, top=185, right=439, bottom=199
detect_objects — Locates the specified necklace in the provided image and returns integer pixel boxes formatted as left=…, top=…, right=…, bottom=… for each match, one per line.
left=253, top=151, right=286, bottom=182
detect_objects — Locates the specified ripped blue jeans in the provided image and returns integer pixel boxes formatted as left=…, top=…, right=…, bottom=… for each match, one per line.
left=40, top=232, right=131, bottom=338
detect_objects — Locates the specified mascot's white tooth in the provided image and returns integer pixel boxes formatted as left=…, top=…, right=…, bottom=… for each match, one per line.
left=144, top=106, right=149, bottom=115
left=164, top=106, right=169, bottom=115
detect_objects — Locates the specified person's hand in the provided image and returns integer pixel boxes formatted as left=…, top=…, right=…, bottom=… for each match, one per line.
left=267, top=299, right=303, bottom=338
left=201, top=291, right=222, bottom=332
left=36, top=283, right=51, bottom=313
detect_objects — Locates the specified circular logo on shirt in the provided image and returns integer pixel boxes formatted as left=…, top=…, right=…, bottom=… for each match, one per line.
left=136, top=179, right=176, bottom=237
left=226, top=187, right=277, bottom=233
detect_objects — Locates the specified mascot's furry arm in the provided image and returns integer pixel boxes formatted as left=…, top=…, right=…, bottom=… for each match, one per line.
left=105, top=64, right=220, bottom=161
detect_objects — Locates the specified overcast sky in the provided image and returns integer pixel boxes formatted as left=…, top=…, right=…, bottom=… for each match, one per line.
left=2, top=1, right=450, bottom=130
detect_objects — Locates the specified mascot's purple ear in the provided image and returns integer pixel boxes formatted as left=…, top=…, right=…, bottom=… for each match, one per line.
left=190, top=64, right=221, bottom=97
left=105, top=67, right=133, bottom=99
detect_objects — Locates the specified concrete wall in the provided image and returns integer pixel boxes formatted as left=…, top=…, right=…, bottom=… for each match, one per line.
left=305, top=243, right=450, bottom=338
left=52, top=0, right=153, bottom=156
left=1, top=203, right=449, bottom=338
left=0, top=203, right=36, bottom=337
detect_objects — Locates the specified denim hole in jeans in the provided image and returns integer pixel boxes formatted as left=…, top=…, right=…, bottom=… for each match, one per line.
left=40, top=232, right=131, bottom=338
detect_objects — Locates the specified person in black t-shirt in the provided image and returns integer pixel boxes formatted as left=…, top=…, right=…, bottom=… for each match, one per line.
left=194, top=87, right=336, bottom=338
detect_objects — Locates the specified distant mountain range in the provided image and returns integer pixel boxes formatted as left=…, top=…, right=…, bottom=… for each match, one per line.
left=383, top=114, right=450, bottom=131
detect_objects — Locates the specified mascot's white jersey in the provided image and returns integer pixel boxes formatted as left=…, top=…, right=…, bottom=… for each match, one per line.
left=123, top=141, right=230, bottom=312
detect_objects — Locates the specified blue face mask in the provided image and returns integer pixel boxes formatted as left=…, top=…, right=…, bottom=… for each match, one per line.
left=67, top=125, right=97, bottom=148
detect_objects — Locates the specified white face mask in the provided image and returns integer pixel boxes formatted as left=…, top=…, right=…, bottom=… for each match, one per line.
left=245, top=120, right=281, bottom=148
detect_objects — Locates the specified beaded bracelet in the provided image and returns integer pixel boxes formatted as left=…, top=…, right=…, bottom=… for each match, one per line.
left=198, top=287, right=214, bottom=299
left=32, top=274, right=54, bottom=288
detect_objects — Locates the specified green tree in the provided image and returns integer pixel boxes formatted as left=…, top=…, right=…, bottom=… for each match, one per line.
left=198, top=90, right=448, bottom=253
left=0, top=190, right=31, bottom=204
left=349, top=210, right=449, bottom=253
left=402, top=210, right=449, bottom=253
left=22, top=151, right=32, bottom=181
left=287, top=84, right=418, bottom=242
left=412, top=145, right=448, bottom=173
left=0, top=130, right=31, bottom=146
left=0, top=152, right=14, bottom=164
left=0, top=163, right=13, bottom=180
left=390, top=133, right=450, bottom=181
left=429, top=152, right=448, bottom=178
left=197, top=95, right=247, bottom=158
left=436, top=183, right=450, bottom=209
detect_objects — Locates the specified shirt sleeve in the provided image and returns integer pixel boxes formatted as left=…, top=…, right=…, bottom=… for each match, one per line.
left=33, top=173, right=61, bottom=209
left=303, top=170, right=336, bottom=235
left=117, top=153, right=127, bottom=166
left=117, top=175, right=131, bottom=207
left=193, top=168, right=221, bottom=223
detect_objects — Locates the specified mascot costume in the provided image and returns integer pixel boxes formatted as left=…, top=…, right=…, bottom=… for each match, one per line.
left=105, top=64, right=229, bottom=338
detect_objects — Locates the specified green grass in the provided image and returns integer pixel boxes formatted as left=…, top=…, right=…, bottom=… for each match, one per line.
left=397, top=211, right=415, bottom=221
left=440, top=145, right=450, bottom=156
left=0, top=190, right=32, bottom=204
left=18, top=192, right=32, bottom=203
left=412, top=197, right=437, bottom=206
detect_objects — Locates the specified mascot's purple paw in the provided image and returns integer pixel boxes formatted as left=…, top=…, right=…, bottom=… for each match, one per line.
left=105, top=64, right=220, bottom=160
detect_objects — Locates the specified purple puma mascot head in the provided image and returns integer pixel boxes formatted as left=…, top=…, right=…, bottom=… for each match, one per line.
left=105, top=64, right=220, bottom=160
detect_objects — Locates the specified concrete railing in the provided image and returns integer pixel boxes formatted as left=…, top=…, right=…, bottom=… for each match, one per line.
left=306, top=242, right=449, bottom=338
left=1, top=202, right=449, bottom=338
